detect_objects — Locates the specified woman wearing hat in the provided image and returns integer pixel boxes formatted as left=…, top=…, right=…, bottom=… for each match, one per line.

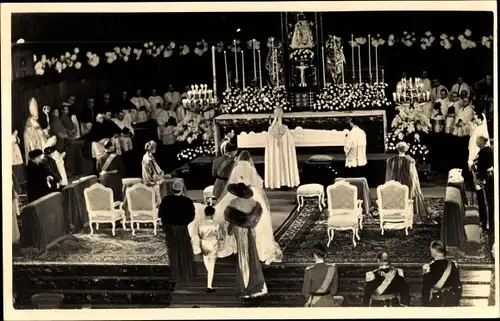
left=142, top=141, right=171, bottom=205
left=158, top=179, right=197, bottom=282
left=385, top=142, right=434, bottom=224
left=224, top=182, right=268, bottom=298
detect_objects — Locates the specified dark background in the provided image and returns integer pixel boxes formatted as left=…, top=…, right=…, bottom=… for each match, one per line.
left=11, top=11, right=494, bottom=135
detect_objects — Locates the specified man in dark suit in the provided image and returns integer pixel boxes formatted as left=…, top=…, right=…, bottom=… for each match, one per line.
left=158, top=180, right=197, bottom=282
left=42, top=147, right=62, bottom=192
left=26, top=149, right=54, bottom=203
left=421, top=240, right=462, bottom=306
left=363, top=251, right=410, bottom=307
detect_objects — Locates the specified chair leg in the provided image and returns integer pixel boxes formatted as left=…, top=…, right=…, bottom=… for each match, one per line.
left=318, top=195, right=322, bottom=211
left=153, top=222, right=157, bottom=236
left=89, top=222, right=94, bottom=235
left=405, top=227, right=409, bottom=236
left=352, top=229, right=357, bottom=247
left=122, top=218, right=127, bottom=231
left=321, top=193, right=326, bottom=207
left=136, top=222, right=140, bottom=230
left=96, top=223, right=99, bottom=230
left=296, top=195, right=301, bottom=209
left=112, top=222, right=116, bottom=236
left=327, top=229, right=334, bottom=247
left=300, top=196, right=305, bottom=208
left=381, top=225, right=385, bottom=235
left=131, top=221, right=136, bottom=236
left=356, top=228, right=360, bottom=240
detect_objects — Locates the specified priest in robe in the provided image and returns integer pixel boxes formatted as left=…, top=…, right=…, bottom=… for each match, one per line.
left=451, top=77, right=471, bottom=98
left=148, top=89, right=164, bottom=119
left=430, top=79, right=449, bottom=102
left=130, top=89, right=151, bottom=111
left=165, top=84, right=183, bottom=122
left=264, top=105, right=300, bottom=189
left=420, top=70, right=432, bottom=92
left=23, top=98, right=52, bottom=161
left=97, top=139, right=125, bottom=201
left=344, top=117, right=367, bottom=178
left=385, top=142, right=435, bottom=225
left=26, top=149, right=54, bottom=203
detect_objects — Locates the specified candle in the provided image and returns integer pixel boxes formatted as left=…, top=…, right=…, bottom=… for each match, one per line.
left=252, top=39, right=257, bottom=82
left=381, top=68, right=385, bottom=83
left=357, top=45, right=362, bottom=83
left=223, top=51, right=229, bottom=90
left=375, top=45, right=378, bottom=83
left=321, top=46, right=326, bottom=85
left=211, top=46, right=217, bottom=95
left=368, top=35, right=372, bottom=83
left=258, top=49, right=263, bottom=88
left=276, top=48, right=279, bottom=87
left=393, top=92, right=397, bottom=101
left=341, top=63, right=345, bottom=86
left=241, top=50, right=246, bottom=88
left=234, top=40, right=239, bottom=86
left=271, top=38, right=275, bottom=87
left=351, top=34, right=356, bottom=81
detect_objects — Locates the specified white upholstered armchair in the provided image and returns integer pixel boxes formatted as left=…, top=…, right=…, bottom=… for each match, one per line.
left=326, top=180, right=363, bottom=247
left=376, top=180, right=414, bottom=235
left=125, top=183, right=160, bottom=236
left=83, top=183, right=126, bottom=236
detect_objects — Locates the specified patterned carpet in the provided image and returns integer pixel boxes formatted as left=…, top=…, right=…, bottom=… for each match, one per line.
left=275, top=197, right=491, bottom=264
left=14, top=197, right=490, bottom=265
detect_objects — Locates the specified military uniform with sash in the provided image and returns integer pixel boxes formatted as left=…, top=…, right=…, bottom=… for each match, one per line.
left=301, top=262, right=339, bottom=307
left=421, top=259, right=462, bottom=306
left=97, top=151, right=125, bottom=201
left=363, top=266, right=410, bottom=307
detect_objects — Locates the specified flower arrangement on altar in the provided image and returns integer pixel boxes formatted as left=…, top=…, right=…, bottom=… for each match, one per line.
left=312, top=83, right=391, bottom=111
left=220, top=85, right=290, bottom=114
left=177, top=141, right=216, bottom=162
left=393, top=77, right=431, bottom=104
left=391, top=104, right=432, bottom=135
left=173, top=113, right=214, bottom=145
left=289, top=48, right=314, bottom=62
left=385, top=131, right=429, bottom=162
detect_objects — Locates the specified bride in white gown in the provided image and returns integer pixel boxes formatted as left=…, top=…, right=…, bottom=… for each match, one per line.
left=214, top=150, right=283, bottom=264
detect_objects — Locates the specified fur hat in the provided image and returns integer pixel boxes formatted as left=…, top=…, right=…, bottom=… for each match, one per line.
left=227, top=182, right=253, bottom=199
left=29, top=149, right=43, bottom=159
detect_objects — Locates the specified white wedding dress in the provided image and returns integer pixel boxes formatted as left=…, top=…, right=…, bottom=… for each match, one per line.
left=214, top=156, right=283, bottom=264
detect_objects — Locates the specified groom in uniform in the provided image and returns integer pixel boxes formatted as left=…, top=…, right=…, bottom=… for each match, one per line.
left=212, top=142, right=238, bottom=201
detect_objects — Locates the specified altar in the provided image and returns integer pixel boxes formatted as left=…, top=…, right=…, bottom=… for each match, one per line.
left=213, top=109, right=387, bottom=155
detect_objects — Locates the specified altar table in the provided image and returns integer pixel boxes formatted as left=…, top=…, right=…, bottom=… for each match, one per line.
left=20, top=192, right=70, bottom=253
left=213, top=110, right=388, bottom=155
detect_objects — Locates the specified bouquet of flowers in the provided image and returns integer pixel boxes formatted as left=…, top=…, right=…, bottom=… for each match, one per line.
left=289, top=48, right=314, bottom=62
left=220, top=85, right=291, bottom=114
left=391, top=104, right=431, bottom=136
left=386, top=129, right=429, bottom=163
left=173, top=114, right=214, bottom=145
left=313, top=83, right=391, bottom=111
left=177, top=140, right=216, bottom=162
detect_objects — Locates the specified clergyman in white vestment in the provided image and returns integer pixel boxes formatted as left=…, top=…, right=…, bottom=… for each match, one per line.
left=344, top=117, right=367, bottom=177
left=264, top=105, right=300, bottom=189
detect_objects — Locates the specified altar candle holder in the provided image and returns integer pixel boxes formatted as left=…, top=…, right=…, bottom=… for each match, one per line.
left=224, top=51, right=229, bottom=90
left=375, top=45, right=379, bottom=83
left=368, top=35, right=372, bottom=84
left=351, top=34, right=356, bottom=82
left=234, top=40, right=239, bottom=87
left=357, top=45, right=362, bottom=84
left=258, top=49, right=263, bottom=88
left=241, top=50, right=246, bottom=89
left=252, top=39, right=257, bottom=82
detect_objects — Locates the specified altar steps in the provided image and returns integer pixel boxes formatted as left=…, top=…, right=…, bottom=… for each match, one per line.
left=16, top=262, right=491, bottom=308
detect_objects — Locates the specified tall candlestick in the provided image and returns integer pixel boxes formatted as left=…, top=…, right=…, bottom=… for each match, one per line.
left=241, top=50, right=246, bottom=88
left=321, top=46, right=326, bottom=86
left=271, top=38, right=275, bottom=87
left=368, top=35, right=372, bottom=83
left=234, top=40, right=239, bottom=86
left=223, top=51, right=229, bottom=90
left=351, top=34, right=356, bottom=81
left=381, top=68, right=385, bottom=83
left=252, top=39, right=257, bottom=81
left=211, top=46, right=217, bottom=95
left=258, top=49, right=263, bottom=88
left=341, top=63, right=345, bottom=85
left=375, top=45, right=379, bottom=83
left=358, top=45, right=362, bottom=83
left=276, top=48, right=279, bottom=87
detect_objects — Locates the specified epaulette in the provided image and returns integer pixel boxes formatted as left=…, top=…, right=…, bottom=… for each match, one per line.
left=397, top=268, right=404, bottom=277
left=423, top=264, right=431, bottom=274
left=365, top=271, right=375, bottom=282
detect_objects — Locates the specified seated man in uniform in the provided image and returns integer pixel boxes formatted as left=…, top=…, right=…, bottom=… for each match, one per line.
left=363, top=251, right=410, bottom=307
left=301, top=243, right=339, bottom=307
left=421, top=240, right=462, bottom=307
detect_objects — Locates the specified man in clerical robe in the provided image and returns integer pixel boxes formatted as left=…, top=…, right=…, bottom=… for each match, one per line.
left=344, top=117, right=367, bottom=178
left=451, top=77, right=471, bottom=99
left=148, top=89, right=164, bottom=119
left=385, top=142, right=433, bottom=225
left=212, top=142, right=238, bottom=201
left=164, top=84, right=183, bottom=122
left=26, top=149, right=54, bottom=203
left=130, top=89, right=151, bottom=112
left=420, top=70, right=432, bottom=92
left=430, top=79, right=449, bottom=102
left=24, top=98, right=51, bottom=161
left=96, top=139, right=125, bottom=201
left=468, top=111, right=489, bottom=170
left=80, top=98, right=97, bottom=136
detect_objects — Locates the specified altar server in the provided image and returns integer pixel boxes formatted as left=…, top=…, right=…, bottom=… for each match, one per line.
left=302, top=243, right=339, bottom=307
left=344, top=117, right=367, bottom=177
left=363, top=251, right=410, bottom=307
left=421, top=241, right=462, bottom=307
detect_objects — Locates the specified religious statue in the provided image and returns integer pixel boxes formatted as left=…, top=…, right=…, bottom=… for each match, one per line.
left=290, top=13, right=314, bottom=50
left=23, top=97, right=54, bottom=160
left=296, top=62, right=310, bottom=87
left=326, top=36, right=346, bottom=84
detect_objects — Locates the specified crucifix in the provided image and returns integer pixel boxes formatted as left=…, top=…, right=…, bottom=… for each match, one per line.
left=296, top=62, right=309, bottom=87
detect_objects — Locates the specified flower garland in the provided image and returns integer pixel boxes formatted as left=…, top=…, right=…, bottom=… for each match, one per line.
left=220, top=85, right=291, bottom=114
left=289, top=48, right=314, bottom=62
left=173, top=114, right=214, bottom=145
left=313, top=83, right=391, bottom=111
left=34, top=47, right=82, bottom=75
